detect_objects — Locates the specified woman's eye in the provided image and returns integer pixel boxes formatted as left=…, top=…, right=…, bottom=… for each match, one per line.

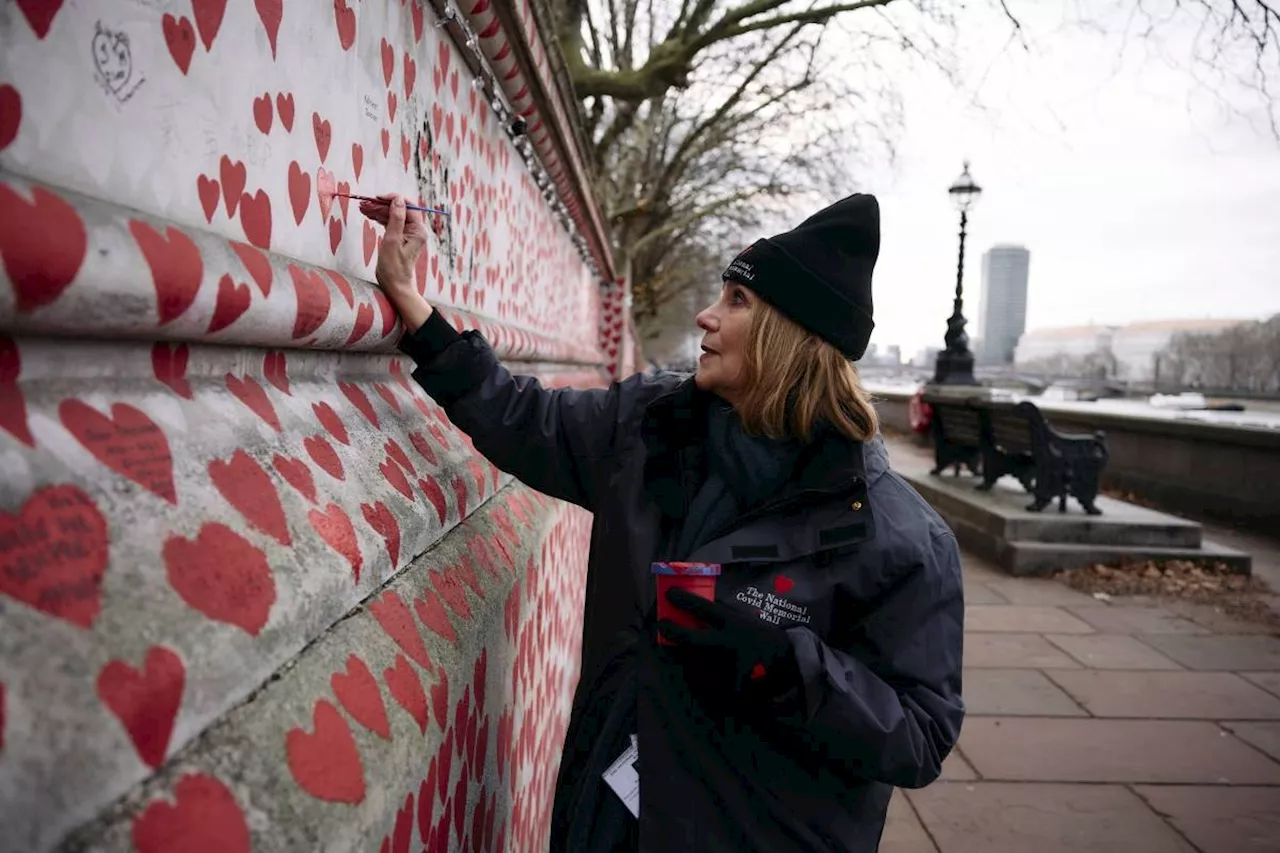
left=730, top=290, right=747, bottom=306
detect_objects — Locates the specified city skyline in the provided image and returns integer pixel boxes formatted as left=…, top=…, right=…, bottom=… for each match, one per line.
left=976, top=245, right=1031, bottom=366
left=854, top=2, right=1280, bottom=357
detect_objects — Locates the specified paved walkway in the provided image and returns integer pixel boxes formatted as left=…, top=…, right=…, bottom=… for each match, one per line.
left=879, top=551, right=1280, bottom=852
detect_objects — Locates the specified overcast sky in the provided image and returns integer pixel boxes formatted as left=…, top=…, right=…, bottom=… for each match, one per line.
left=848, top=1, right=1280, bottom=358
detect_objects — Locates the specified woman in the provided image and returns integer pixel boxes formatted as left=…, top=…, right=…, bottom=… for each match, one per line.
left=362, top=192, right=964, bottom=852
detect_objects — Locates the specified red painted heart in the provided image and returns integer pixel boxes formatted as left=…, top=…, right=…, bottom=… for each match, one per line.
left=411, top=1, right=424, bottom=41
left=225, top=374, right=281, bottom=432
left=312, top=401, right=350, bottom=445
left=196, top=174, right=220, bottom=223
left=209, top=449, right=291, bottom=546
left=0, top=85, right=19, bottom=152
left=162, top=15, right=197, bottom=74
left=219, top=155, right=247, bottom=216
left=287, top=160, right=311, bottom=225
left=432, top=566, right=471, bottom=619
left=254, top=0, right=283, bottom=59
left=351, top=143, right=364, bottom=180
left=345, top=302, right=375, bottom=346
left=130, top=220, right=203, bottom=326
left=288, top=264, right=331, bottom=339
left=331, top=653, right=389, bottom=739
left=207, top=274, right=250, bottom=333
left=304, top=434, right=344, bottom=481
left=60, top=400, right=177, bottom=503
left=308, top=502, right=362, bottom=582
left=316, top=167, right=336, bottom=222
left=325, top=269, right=354, bottom=307
left=429, top=669, right=449, bottom=732
left=151, top=342, right=193, bottom=400
left=339, top=381, right=379, bottom=428
left=285, top=700, right=366, bottom=803
left=384, top=654, right=428, bottom=734
left=272, top=454, right=316, bottom=503
left=163, top=523, right=276, bottom=635
left=312, top=112, right=332, bottom=163
left=0, top=485, right=108, bottom=629
left=361, top=501, right=400, bottom=566
left=334, top=0, right=356, bottom=50
left=380, top=456, right=414, bottom=501
left=230, top=241, right=272, bottom=297
left=336, top=180, right=352, bottom=222
left=417, top=478, right=448, bottom=526
left=262, top=351, right=290, bottom=395
left=373, top=383, right=401, bottom=413
left=0, top=184, right=88, bottom=313
left=404, top=53, right=417, bottom=99
left=191, top=0, right=227, bottom=51
left=276, top=92, right=295, bottom=131
left=414, top=590, right=457, bottom=644
left=368, top=590, right=433, bottom=670
left=96, top=646, right=185, bottom=770
left=132, top=774, right=250, bottom=853
left=15, top=0, right=66, bottom=39
left=252, top=92, right=273, bottom=134
left=238, top=189, right=272, bottom=250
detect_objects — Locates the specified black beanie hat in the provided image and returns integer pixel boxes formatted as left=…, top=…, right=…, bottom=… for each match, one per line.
left=721, top=193, right=878, bottom=360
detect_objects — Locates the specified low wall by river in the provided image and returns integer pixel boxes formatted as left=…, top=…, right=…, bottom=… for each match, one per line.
left=873, top=388, right=1280, bottom=531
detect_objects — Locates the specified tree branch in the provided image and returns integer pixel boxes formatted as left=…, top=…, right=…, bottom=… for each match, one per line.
left=694, top=0, right=894, bottom=50
left=629, top=187, right=772, bottom=254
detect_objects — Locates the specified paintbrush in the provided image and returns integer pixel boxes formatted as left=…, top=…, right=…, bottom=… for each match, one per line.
left=331, top=192, right=451, bottom=217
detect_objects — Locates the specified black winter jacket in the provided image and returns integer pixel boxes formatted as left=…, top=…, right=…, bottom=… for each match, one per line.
left=401, top=313, right=965, bottom=852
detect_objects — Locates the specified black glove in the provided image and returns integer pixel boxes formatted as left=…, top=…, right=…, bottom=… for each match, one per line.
left=658, top=587, right=802, bottom=706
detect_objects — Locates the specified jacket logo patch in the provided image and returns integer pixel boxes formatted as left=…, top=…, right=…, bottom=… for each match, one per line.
left=772, top=575, right=795, bottom=594
left=736, top=584, right=811, bottom=626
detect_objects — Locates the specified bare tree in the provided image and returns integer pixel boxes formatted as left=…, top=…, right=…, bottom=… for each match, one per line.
left=1163, top=315, right=1280, bottom=393
left=542, top=0, right=937, bottom=338
left=541, top=0, right=1280, bottom=341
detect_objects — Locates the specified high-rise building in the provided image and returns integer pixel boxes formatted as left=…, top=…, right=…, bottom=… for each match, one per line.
left=977, top=245, right=1030, bottom=366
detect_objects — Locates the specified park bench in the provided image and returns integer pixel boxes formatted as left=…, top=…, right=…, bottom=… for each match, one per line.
left=926, top=395, right=1110, bottom=515
left=925, top=395, right=984, bottom=478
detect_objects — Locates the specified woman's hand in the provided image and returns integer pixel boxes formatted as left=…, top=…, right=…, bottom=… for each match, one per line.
left=360, top=193, right=433, bottom=333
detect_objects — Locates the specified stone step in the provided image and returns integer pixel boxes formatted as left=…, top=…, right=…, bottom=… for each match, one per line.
left=901, top=468, right=1203, bottom=549
left=1001, top=539, right=1253, bottom=577
left=933, top=501, right=1251, bottom=577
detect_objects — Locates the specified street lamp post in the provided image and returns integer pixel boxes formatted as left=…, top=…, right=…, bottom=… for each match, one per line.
left=934, top=162, right=982, bottom=385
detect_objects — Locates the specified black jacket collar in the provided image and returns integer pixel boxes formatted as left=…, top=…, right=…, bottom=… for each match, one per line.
left=640, top=378, right=868, bottom=520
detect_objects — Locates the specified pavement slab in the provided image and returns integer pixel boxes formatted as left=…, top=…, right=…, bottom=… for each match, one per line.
left=1046, top=670, right=1280, bottom=719
left=907, top=782, right=1197, bottom=853
left=959, top=717, right=1280, bottom=784
left=967, top=605, right=1096, bottom=634
left=982, top=578, right=1100, bottom=607
left=1044, top=633, right=1184, bottom=670
left=1221, top=722, right=1280, bottom=764
left=965, top=633, right=1082, bottom=669
left=1134, top=786, right=1280, bottom=853
left=964, top=669, right=1088, bottom=716
left=964, top=582, right=1010, bottom=605
left=1246, top=673, right=1280, bottom=699
left=1066, top=604, right=1209, bottom=635
left=940, top=749, right=979, bottom=782
left=881, top=791, right=939, bottom=853
left=1138, top=634, right=1280, bottom=671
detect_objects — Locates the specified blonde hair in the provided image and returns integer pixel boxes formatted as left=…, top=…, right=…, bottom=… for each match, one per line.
left=735, top=300, right=879, bottom=444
